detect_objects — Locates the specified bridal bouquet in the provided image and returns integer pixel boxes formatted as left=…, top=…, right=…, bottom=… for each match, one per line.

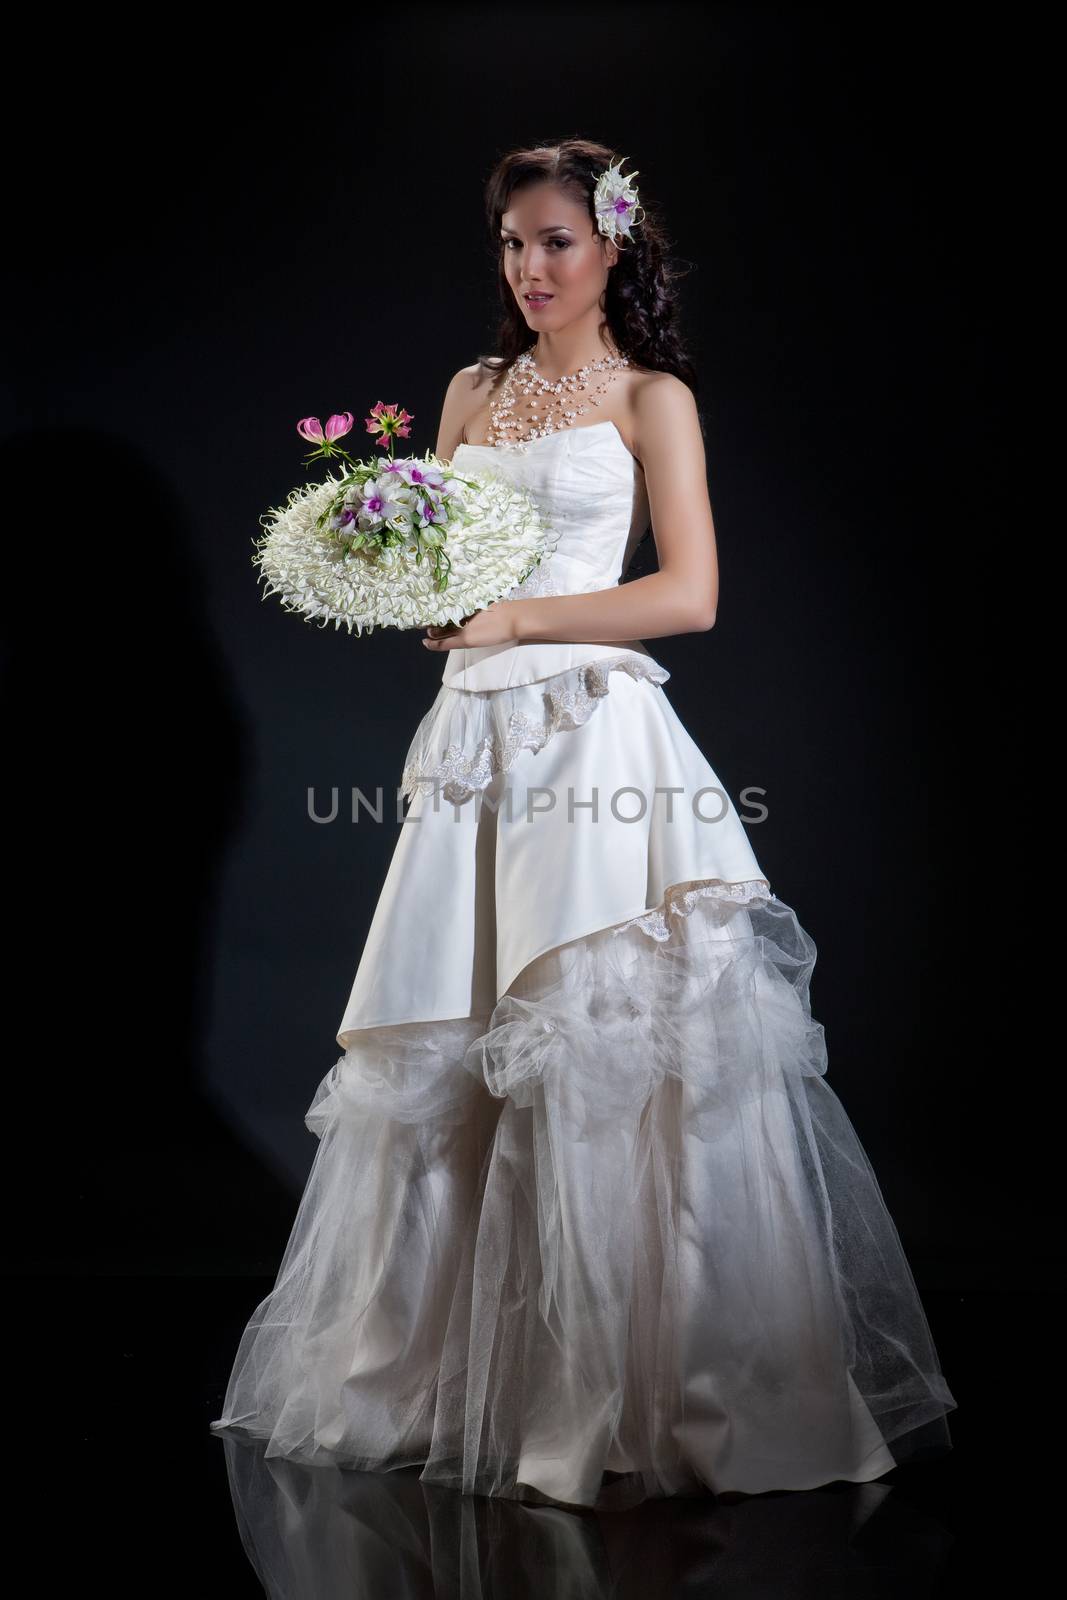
left=252, top=402, right=557, bottom=635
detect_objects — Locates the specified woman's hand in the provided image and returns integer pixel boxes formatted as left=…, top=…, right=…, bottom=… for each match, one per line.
left=422, top=600, right=523, bottom=650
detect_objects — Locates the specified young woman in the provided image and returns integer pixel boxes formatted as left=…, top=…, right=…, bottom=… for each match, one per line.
left=211, top=138, right=957, bottom=1513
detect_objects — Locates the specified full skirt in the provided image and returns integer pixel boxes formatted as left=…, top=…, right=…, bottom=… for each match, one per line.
left=210, top=670, right=957, bottom=1510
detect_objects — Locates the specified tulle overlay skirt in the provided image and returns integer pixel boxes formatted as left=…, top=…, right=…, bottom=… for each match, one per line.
left=211, top=879, right=956, bottom=1509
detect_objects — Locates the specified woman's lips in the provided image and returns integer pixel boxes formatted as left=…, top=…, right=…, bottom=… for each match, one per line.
left=524, top=294, right=553, bottom=308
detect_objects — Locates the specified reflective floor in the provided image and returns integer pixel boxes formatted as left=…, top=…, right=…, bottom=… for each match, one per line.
left=35, top=1278, right=1036, bottom=1596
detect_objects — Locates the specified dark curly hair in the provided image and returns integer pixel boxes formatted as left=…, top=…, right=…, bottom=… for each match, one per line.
left=475, top=137, right=698, bottom=397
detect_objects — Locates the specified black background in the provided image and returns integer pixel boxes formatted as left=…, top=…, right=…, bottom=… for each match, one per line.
left=8, top=5, right=1043, bottom=1588
left=6, top=7, right=1015, bottom=1304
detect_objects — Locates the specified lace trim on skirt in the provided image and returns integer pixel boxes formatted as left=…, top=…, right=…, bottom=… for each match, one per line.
left=400, top=654, right=671, bottom=805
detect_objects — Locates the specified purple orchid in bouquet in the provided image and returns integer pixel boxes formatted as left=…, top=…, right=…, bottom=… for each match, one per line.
left=251, top=400, right=559, bottom=636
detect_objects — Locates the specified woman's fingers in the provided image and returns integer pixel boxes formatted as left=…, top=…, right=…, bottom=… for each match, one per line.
left=426, top=610, right=478, bottom=640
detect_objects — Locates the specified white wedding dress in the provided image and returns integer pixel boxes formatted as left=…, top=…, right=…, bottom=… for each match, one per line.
left=210, top=419, right=957, bottom=1510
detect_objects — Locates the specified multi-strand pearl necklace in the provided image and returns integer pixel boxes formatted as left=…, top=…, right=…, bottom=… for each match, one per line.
left=486, top=347, right=631, bottom=450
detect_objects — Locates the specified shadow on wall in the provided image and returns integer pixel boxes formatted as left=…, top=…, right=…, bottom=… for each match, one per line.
left=2, top=427, right=297, bottom=1275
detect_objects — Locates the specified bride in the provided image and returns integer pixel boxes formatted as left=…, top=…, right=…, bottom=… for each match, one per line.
left=210, top=138, right=958, bottom=1512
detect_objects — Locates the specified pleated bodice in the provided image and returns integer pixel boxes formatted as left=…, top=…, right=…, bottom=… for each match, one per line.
left=442, top=420, right=666, bottom=691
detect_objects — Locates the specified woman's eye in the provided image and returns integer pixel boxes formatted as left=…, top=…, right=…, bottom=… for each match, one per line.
left=502, top=239, right=569, bottom=250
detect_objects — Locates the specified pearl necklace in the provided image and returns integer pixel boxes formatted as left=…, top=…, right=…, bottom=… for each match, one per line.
left=486, top=347, right=631, bottom=450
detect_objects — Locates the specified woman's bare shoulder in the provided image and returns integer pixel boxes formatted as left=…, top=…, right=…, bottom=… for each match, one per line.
left=630, top=369, right=697, bottom=424
left=438, top=360, right=508, bottom=454
left=452, top=359, right=508, bottom=392
left=630, top=366, right=689, bottom=398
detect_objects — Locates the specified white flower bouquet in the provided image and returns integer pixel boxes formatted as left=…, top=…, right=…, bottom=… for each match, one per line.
left=252, top=401, right=557, bottom=635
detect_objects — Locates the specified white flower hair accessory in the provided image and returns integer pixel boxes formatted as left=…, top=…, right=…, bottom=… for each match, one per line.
left=592, top=157, right=645, bottom=243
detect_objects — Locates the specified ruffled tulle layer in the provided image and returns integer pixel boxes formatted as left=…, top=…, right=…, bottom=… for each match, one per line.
left=400, top=653, right=671, bottom=805
left=210, top=879, right=957, bottom=1509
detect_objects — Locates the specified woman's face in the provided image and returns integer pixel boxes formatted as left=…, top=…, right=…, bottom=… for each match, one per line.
left=500, top=181, right=618, bottom=329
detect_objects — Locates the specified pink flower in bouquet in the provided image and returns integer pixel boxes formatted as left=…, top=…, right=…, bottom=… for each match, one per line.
left=296, top=412, right=354, bottom=447
left=365, top=402, right=414, bottom=452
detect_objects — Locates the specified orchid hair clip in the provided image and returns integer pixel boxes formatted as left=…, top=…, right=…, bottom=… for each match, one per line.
left=593, top=157, right=645, bottom=242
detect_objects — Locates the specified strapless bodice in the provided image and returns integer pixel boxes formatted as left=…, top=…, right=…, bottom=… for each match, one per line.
left=441, top=420, right=668, bottom=691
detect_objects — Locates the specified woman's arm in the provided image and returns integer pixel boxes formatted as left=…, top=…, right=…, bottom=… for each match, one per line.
left=515, top=375, right=717, bottom=641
